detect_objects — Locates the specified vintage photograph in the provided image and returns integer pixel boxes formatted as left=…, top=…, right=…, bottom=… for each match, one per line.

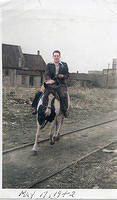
left=1, top=0, right=117, bottom=193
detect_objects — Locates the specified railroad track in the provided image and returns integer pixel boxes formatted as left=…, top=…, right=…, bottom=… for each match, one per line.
left=29, top=139, right=117, bottom=188
left=3, top=118, right=117, bottom=155
left=3, top=117, right=117, bottom=188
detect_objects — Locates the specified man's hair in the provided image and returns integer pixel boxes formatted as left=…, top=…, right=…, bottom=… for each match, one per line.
left=53, top=50, right=61, bottom=56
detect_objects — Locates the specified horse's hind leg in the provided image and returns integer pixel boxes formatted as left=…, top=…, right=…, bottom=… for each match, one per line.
left=49, top=119, right=56, bottom=145
left=55, top=116, right=64, bottom=141
left=32, top=122, right=40, bottom=152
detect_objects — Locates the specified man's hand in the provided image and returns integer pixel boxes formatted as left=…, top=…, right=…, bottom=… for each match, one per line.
left=46, top=80, right=55, bottom=84
left=58, top=74, right=64, bottom=78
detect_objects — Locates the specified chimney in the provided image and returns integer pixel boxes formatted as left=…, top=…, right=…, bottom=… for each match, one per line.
left=37, top=50, right=40, bottom=55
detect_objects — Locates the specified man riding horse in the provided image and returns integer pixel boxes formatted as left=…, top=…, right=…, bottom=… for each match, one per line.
left=43, top=50, right=69, bottom=118
left=32, top=50, right=69, bottom=151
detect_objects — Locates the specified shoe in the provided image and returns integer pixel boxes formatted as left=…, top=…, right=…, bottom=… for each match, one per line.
left=32, top=108, right=37, bottom=115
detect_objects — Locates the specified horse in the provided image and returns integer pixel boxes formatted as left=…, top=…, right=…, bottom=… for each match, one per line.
left=32, top=84, right=70, bottom=152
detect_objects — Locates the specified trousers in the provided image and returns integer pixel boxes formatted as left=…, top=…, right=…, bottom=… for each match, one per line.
left=43, top=84, right=68, bottom=114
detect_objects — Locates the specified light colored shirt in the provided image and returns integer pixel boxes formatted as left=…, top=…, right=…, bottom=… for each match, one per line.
left=55, top=63, right=59, bottom=75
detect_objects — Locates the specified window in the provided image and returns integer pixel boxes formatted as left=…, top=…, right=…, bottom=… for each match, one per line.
left=29, top=76, right=34, bottom=86
left=5, top=69, right=9, bottom=76
left=22, top=75, right=26, bottom=85
left=18, top=58, right=22, bottom=67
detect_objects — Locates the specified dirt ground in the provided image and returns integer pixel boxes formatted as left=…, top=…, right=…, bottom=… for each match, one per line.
left=2, top=84, right=117, bottom=151
left=2, top=84, right=117, bottom=189
left=3, top=118, right=117, bottom=188
left=33, top=141, right=117, bottom=189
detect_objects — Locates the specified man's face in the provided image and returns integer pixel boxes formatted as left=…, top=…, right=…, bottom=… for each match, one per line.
left=53, top=53, right=60, bottom=64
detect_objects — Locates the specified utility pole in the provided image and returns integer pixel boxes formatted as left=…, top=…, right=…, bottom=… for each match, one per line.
left=106, top=63, right=110, bottom=88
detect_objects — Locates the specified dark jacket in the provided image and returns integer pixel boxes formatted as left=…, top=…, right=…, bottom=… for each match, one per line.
left=45, top=61, right=69, bottom=85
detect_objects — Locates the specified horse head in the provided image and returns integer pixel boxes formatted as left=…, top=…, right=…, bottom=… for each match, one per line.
left=37, top=89, right=56, bottom=129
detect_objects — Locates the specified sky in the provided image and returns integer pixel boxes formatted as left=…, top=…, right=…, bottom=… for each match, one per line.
left=1, top=0, right=117, bottom=72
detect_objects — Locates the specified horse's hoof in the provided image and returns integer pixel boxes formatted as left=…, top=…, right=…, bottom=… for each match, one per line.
left=32, top=148, right=38, bottom=156
left=53, top=136, right=56, bottom=141
left=32, top=150, right=38, bottom=156
left=50, top=138, right=55, bottom=145
left=55, top=135, right=60, bottom=141
left=32, top=144, right=37, bottom=152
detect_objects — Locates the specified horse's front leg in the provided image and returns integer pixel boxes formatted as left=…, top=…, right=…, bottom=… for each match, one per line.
left=32, top=122, right=40, bottom=152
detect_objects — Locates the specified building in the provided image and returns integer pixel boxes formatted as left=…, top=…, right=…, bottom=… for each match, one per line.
left=103, top=59, right=117, bottom=76
left=112, top=58, right=117, bottom=75
left=2, top=43, right=46, bottom=88
left=112, top=58, right=117, bottom=70
left=88, top=70, right=103, bottom=75
left=103, top=68, right=116, bottom=75
left=88, top=59, right=117, bottom=76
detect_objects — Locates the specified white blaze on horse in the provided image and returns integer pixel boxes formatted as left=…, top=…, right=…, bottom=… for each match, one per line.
left=32, top=88, right=70, bottom=152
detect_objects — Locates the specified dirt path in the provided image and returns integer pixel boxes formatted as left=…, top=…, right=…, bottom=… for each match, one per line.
left=35, top=141, right=117, bottom=189
left=3, top=112, right=117, bottom=188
